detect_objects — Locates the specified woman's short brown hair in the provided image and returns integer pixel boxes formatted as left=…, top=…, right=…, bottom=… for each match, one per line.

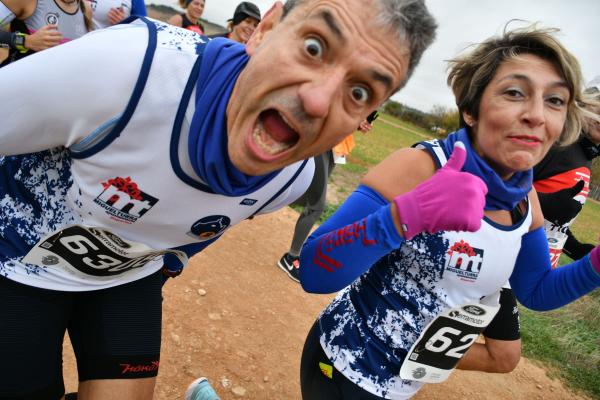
left=447, top=22, right=592, bottom=146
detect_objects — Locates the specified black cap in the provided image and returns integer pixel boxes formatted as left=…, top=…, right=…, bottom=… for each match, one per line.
left=229, top=2, right=261, bottom=25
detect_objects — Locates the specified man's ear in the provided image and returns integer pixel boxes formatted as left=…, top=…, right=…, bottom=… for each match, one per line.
left=246, top=1, right=284, bottom=56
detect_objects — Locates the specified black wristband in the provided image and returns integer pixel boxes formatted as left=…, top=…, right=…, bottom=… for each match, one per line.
left=0, top=30, right=13, bottom=47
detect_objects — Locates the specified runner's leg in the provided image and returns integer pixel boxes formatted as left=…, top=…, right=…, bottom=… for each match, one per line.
left=69, top=271, right=163, bottom=400
left=289, top=151, right=334, bottom=256
left=0, top=275, right=72, bottom=399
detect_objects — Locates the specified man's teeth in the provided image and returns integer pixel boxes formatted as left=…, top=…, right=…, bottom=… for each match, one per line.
left=279, top=112, right=292, bottom=128
left=253, top=124, right=293, bottom=155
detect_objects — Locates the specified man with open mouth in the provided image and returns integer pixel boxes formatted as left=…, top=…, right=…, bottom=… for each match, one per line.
left=0, top=0, right=437, bottom=399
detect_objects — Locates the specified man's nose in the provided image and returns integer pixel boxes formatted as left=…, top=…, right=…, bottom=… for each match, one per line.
left=297, top=69, right=345, bottom=119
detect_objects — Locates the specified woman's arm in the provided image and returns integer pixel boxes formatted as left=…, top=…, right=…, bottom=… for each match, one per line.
left=300, top=144, right=487, bottom=293
left=299, top=148, right=433, bottom=293
left=299, top=185, right=404, bottom=293
left=509, top=227, right=600, bottom=311
left=1, top=0, right=36, bottom=20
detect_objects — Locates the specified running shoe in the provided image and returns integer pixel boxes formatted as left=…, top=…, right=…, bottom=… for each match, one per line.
left=184, top=377, right=221, bottom=400
left=277, top=252, right=300, bottom=283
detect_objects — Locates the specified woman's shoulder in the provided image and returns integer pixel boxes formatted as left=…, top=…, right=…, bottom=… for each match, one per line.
left=167, top=13, right=183, bottom=26
left=527, top=188, right=545, bottom=231
left=361, top=147, right=436, bottom=201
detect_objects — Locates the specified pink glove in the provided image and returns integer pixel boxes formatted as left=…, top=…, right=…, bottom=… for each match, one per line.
left=393, top=142, right=488, bottom=239
left=590, top=246, right=600, bottom=275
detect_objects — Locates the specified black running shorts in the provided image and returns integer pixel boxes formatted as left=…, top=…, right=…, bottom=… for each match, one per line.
left=482, top=287, right=521, bottom=341
left=300, top=321, right=384, bottom=400
left=0, top=270, right=163, bottom=400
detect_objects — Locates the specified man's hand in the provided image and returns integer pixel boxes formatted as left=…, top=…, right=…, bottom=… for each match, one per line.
left=24, top=24, right=62, bottom=51
left=107, top=7, right=126, bottom=26
left=538, top=180, right=585, bottom=225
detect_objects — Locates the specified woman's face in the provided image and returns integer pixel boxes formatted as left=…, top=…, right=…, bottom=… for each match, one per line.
left=466, top=54, right=570, bottom=179
left=187, top=0, right=205, bottom=20
left=231, top=16, right=260, bottom=44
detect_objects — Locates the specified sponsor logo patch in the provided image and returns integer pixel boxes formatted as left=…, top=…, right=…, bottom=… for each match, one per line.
left=94, top=177, right=158, bottom=223
left=187, top=215, right=231, bottom=241
left=319, top=362, right=333, bottom=379
left=445, top=240, right=484, bottom=282
left=240, top=198, right=258, bottom=206
left=462, top=305, right=486, bottom=316
left=120, top=361, right=160, bottom=374
left=45, top=12, right=59, bottom=25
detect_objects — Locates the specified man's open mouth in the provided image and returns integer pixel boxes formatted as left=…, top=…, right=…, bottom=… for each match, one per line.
left=252, top=109, right=300, bottom=156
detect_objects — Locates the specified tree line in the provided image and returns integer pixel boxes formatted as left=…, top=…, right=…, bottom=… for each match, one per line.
left=382, top=99, right=460, bottom=137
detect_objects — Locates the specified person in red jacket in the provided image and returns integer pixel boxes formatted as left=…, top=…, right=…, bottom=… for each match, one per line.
left=168, top=0, right=206, bottom=34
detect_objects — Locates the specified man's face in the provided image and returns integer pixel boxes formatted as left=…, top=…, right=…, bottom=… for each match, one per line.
left=226, top=0, right=410, bottom=175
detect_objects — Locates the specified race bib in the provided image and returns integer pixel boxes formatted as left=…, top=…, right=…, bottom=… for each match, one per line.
left=543, top=219, right=569, bottom=268
left=22, top=225, right=188, bottom=281
left=399, top=301, right=499, bottom=383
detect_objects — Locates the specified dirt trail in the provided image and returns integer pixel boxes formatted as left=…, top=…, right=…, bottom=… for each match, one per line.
left=61, top=206, right=592, bottom=399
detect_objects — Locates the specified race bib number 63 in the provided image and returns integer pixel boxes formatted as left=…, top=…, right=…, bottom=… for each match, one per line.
left=22, top=225, right=187, bottom=280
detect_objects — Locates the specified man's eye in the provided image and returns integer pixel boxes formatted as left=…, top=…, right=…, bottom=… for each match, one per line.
left=351, top=86, right=370, bottom=103
left=304, top=37, right=323, bottom=58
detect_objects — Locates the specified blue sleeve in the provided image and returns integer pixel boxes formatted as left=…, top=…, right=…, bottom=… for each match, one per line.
left=510, top=227, right=600, bottom=311
left=131, top=0, right=147, bottom=16
left=299, top=185, right=404, bottom=293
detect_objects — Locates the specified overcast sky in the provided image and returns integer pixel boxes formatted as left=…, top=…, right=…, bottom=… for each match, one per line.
left=150, top=0, right=600, bottom=113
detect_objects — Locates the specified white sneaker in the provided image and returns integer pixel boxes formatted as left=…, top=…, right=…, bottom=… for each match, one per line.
left=184, top=377, right=221, bottom=400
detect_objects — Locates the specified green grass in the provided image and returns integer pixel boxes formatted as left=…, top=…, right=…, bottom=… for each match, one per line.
left=342, top=114, right=433, bottom=174
left=520, top=293, right=600, bottom=398
left=292, top=112, right=600, bottom=399
left=519, top=199, right=600, bottom=399
left=568, top=200, right=600, bottom=245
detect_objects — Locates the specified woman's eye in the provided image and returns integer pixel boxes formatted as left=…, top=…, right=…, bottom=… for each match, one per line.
left=547, top=96, right=565, bottom=107
left=505, top=89, right=523, bottom=98
left=304, top=37, right=323, bottom=58
left=351, top=86, right=370, bottom=103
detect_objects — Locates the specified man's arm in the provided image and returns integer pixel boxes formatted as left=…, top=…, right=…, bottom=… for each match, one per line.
left=0, top=25, right=145, bottom=155
left=131, top=0, right=147, bottom=17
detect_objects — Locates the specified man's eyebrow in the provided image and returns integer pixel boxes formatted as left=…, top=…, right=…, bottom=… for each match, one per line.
left=371, top=70, right=394, bottom=93
left=316, top=10, right=345, bottom=43
left=312, top=10, right=394, bottom=92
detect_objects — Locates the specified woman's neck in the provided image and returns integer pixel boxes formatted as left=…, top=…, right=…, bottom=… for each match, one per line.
left=55, top=0, right=79, bottom=13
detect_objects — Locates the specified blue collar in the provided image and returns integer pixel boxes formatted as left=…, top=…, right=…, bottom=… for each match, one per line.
left=188, top=38, right=279, bottom=196
left=440, top=129, right=533, bottom=211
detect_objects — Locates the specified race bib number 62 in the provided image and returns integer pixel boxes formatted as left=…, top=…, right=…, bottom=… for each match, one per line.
left=399, top=302, right=499, bottom=383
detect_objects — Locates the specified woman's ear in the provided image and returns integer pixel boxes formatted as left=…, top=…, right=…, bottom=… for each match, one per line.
left=462, top=110, right=476, bottom=127
left=245, top=2, right=284, bottom=56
